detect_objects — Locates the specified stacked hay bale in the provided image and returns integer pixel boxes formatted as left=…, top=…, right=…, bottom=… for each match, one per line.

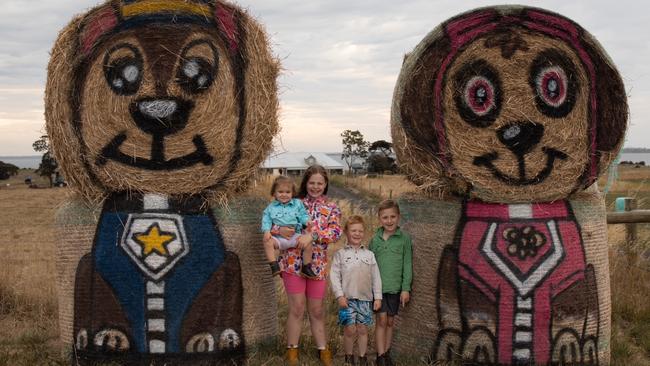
left=391, top=6, right=627, bottom=365
left=45, top=1, right=279, bottom=364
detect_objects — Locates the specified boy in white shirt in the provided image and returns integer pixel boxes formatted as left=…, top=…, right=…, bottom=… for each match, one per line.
left=330, top=215, right=382, bottom=366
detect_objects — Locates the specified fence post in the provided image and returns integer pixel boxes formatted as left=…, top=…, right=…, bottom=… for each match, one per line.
left=389, top=189, right=393, bottom=199
left=615, top=197, right=637, bottom=244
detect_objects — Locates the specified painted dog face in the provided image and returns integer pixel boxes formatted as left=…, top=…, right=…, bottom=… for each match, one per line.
left=443, top=29, right=590, bottom=200
left=46, top=1, right=279, bottom=200
left=80, top=25, right=238, bottom=193
left=392, top=7, right=627, bottom=203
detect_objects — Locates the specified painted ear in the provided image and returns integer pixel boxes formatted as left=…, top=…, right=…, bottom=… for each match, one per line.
left=391, top=34, right=453, bottom=193
left=207, top=4, right=280, bottom=202
left=214, top=3, right=240, bottom=55
left=583, top=35, right=628, bottom=171
left=78, top=4, right=119, bottom=57
left=46, top=8, right=110, bottom=202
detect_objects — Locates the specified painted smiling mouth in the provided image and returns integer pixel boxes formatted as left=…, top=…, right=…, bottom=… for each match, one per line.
left=96, top=133, right=214, bottom=171
left=473, top=147, right=567, bottom=185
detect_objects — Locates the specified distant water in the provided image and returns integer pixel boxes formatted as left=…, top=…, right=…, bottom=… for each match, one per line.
left=620, top=153, right=650, bottom=165
left=0, top=156, right=41, bottom=169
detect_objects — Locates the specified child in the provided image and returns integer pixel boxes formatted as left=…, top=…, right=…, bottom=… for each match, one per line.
left=370, top=200, right=413, bottom=366
left=261, top=175, right=316, bottom=277
left=330, top=216, right=382, bottom=366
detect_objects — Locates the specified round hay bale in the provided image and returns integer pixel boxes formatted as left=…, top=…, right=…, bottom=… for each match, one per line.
left=390, top=6, right=626, bottom=365
left=45, top=1, right=279, bottom=363
left=391, top=5, right=627, bottom=203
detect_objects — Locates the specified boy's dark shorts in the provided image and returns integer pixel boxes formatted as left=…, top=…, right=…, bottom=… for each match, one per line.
left=378, top=293, right=400, bottom=316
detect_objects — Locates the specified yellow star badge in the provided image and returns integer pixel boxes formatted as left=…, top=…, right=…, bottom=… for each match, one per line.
left=133, top=223, right=176, bottom=256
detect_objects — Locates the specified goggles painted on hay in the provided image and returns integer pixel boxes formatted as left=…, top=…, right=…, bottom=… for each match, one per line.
left=432, top=9, right=599, bottom=185
left=80, top=0, right=239, bottom=57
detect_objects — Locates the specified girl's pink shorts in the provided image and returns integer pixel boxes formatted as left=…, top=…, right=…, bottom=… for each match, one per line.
left=281, top=272, right=327, bottom=299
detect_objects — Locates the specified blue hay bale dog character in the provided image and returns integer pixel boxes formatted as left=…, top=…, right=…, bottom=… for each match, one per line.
left=45, top=1, right=280, bottom=364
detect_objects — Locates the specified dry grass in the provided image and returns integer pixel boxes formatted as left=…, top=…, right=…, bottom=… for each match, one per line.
left=331, top=174, right=417, bottom=202
left=0, top=169, right=648, bottom=365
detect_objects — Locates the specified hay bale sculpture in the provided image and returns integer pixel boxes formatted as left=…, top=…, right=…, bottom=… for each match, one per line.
left=44, top=0, right=279, bottom=364
left=391, top=6, right=627, bottom=365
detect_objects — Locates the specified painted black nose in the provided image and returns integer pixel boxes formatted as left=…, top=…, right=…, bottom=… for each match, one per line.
left=130, top=98, right=193, bottom=136
left=497, top=122, right=544, bottom=155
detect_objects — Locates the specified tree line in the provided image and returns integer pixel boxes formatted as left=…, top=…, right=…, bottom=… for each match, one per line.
left=341, top=129, right=397, bottom=175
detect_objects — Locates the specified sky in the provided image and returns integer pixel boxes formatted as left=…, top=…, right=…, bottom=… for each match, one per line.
left=0, top=0, right=648, bottom=156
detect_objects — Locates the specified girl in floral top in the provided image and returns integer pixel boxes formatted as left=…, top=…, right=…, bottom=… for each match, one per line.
left=279, top=165, right=342, bottom=366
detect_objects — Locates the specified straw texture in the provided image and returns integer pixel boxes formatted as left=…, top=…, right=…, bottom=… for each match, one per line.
left=390, top=5, right=625, bottom=365
left=46, top=1, right=280, bottom=363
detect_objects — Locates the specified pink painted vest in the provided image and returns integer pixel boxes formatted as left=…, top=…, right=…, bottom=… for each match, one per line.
left=458, top=200, right=586, bottom=365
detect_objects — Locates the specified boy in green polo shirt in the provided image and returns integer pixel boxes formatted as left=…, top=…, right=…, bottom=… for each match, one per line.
left=370, top=200, right=412, bottom=366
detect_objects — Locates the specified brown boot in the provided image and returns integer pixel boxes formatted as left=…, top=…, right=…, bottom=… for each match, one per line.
left=318, top=348, right=332, bottom=366
left=286, top=347, right=299, bottom=366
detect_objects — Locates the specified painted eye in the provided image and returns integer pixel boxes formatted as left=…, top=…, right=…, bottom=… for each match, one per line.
left=104, top=57, right=143, bottom=96
left=463, top=76, right=496, bottom=116
left=535, top=66, right=568, bottom=108
left=454, top=59, right=502, bottom=127
left=178, top=57, right=215, bottom=94
left=529, top=50, right=578, bottom=118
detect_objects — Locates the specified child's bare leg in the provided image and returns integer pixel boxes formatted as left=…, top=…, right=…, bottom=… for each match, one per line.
left=385, top=315, right=395, bottom=351
left=375, top=312, right=388, bottom=354
left=343, top=325, right=356, bottom=355
left=357, top=324, right=368, bottom=356
left=263, top=237, right=278, bottom=262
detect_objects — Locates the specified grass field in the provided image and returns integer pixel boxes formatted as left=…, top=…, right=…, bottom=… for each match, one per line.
left=0, top=167, right=648, bottom=365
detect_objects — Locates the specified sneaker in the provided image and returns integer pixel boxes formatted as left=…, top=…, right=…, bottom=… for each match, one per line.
left=318, top=348, right=333, bottom=366
left=344, top=354, right=356, bottom=365
left=358, top=355, right=368, bottom=366
left=301, top=263, right=318, bottom=279
left=286, top=347, right=299, bottom=366
left=269, top=261, right=281, bottom=276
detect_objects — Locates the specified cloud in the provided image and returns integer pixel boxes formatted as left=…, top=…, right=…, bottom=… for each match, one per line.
left=0, top=0, right=648, bottom=155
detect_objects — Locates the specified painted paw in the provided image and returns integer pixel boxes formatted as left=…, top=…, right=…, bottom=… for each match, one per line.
left=218, top=328, right=241, bottom=350
left=93, top=329, right=130, bottom=352
left=433, top=329, right=462, bottom=361
left=186, top=333, right=215, bottom=353
left=462, top=328, right=496, bottom=363
left=75, top=329, right=88, bottom=350
left=581, top=337, right=598, bottom=365
left=552, top=329, right=581, bottom=364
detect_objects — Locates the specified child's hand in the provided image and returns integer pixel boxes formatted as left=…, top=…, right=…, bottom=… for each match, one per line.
left=337, top=297, right=348, bottom=309
left=296, top=233, right=312, bottom=249
left=278, top=226, right=295, bottom=239
left=263, top=232, right=272, bottom=242
left=400, top=291, right=410, bottom=308
left=373, top=299, right=382, bottom=311
left=305, top=221, right=314, bottom=232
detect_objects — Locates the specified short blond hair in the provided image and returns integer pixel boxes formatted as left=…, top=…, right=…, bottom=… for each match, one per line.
left=344, top=215, right=366, bottom=232
left=377, top=199, right=400, bottom=215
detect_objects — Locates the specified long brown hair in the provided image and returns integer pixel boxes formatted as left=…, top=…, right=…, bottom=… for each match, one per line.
left=298, top=165, right=329, bottom=198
